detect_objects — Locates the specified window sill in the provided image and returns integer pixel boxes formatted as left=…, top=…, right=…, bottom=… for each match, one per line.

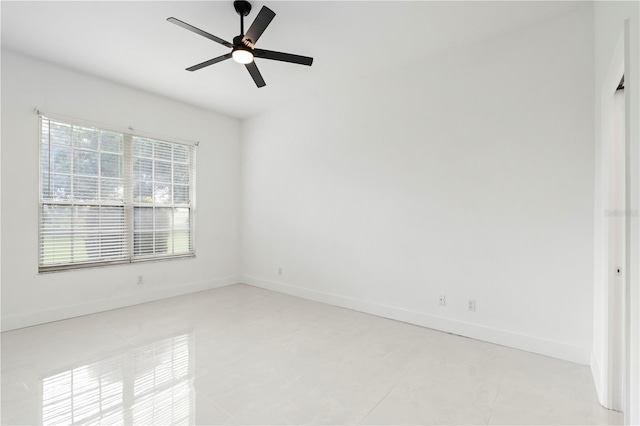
left=38, top=253, right=196, bottom=274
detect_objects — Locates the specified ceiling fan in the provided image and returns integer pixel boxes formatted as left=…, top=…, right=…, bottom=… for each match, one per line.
left=167, top=1, right=313, bottom=88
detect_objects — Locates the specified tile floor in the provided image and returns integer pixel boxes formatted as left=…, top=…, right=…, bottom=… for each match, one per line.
left=1, top=284, right=622, bottom=425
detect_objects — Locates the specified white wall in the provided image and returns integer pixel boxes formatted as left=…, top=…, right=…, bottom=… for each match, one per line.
left=591, top=0, right=640, bottom=416
left=1, top=50, right=241, bottom=331
left=241, top=4, right=595, bottom=364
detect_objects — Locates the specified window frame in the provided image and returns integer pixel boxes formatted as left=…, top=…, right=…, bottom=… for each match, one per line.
left=38, top=115, right=197, bottom=273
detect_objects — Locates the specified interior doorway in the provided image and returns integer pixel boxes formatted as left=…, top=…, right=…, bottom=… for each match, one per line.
left=609, top=77, right=625, bottom=413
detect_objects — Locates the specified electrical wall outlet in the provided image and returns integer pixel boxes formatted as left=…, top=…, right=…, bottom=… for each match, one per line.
left=278, top=268, right=283, bottom=276
left=137, top=275, right=144, bottom=285
left=468, top=299, right=476, bottom=311
left=439, top=295, right=446, bottom=306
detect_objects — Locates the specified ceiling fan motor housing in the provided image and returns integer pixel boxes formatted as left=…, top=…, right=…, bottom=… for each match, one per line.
left=234, top=35, right=253, bottom=48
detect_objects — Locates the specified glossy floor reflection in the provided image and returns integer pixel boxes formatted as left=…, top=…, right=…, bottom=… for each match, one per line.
left=2, top=284, right=622, bottom=425
left=42, top=333, right=193, bottom=425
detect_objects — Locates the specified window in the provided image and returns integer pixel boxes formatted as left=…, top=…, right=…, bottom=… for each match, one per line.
left=39, top=117, right=195, bottom=271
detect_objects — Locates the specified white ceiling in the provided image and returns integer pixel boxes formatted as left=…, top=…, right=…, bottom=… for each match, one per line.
left=2, top=1, right=578, bottom=119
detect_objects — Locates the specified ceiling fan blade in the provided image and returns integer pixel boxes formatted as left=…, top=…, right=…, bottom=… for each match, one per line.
left=167, top=17, right=233, bottom=48
left=254, top=49, right=313, bottom=66
left=242, top=6, right=275, bottom=47
left=186, top=53, right=232, bottom=71
left=245, top=62, right=266, bottom=88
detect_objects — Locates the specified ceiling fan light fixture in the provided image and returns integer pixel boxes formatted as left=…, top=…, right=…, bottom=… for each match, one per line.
left=232, top=46, right=254, bottom=64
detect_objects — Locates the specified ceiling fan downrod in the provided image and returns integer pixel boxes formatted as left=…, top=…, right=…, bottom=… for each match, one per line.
left=234, top=0, right=252, bottom=36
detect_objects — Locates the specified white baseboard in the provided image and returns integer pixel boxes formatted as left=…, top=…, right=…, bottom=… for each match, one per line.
left=1, top=276, right=240, bottom=332
left=241, top=276, right=590, bottom=365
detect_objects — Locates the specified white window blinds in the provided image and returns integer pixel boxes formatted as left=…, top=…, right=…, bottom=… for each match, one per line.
left=39, top=116, right=195, bottom=271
